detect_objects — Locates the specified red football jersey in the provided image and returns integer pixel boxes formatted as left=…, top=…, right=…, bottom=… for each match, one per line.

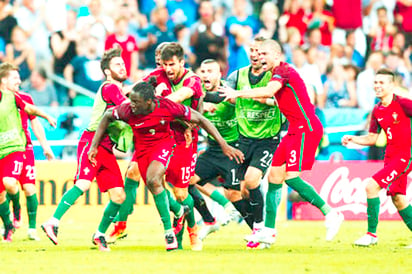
left=17, top=91, right=36, bottom=146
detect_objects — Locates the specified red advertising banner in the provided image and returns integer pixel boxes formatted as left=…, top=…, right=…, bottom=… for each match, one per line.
left=293, top=161, right=412, bottom=220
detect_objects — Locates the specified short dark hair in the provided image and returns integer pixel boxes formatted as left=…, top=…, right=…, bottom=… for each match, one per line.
left=100, top=48, right=122, bottom=76
left=131, top=77, right=157, bottom=101
left=254, top=36, right=267, bottom=43
left=376, top=68, right=395, bottom=82
left=161, top=42, right=184, bottom=61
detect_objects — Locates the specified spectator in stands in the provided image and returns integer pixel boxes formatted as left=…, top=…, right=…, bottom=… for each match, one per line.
left=174, top=24, right=195, bottom=68
left=304, top=27, right=329, bottom=54
left=256, top=1, right=280, bottom=40
left=0, top=0, right=17, bottom=46
left=139, top=6, right=175, bottom=70
left=14, top=0, right=52, bottom=62
left=345, top=30, right=365, bottom=68
left=356, top=51, right=385, bottom=112
left=332, top=0, right=367, bottom=58
left=49, top=9, right=78, bottom=106
left=307, top=0, right=335, bottom=46
left=190, top=0, right=227, bottom=72
left=319, top=63, right=357, bottom=109
left=385, top=50, right=410, bottom=88
left=5, top=25, right=35, bottom=82
left=280, top=0, right=308, bottom=44
left=24, top=67, right=58, bottom=107
left=225, top=0, right=260, bottom=74
left=369, top=6, right=397, bottom=53
left=291, top=46, right=323, bottom=104
left=282, top=27, right=301, bottom=63
left=64, top=36, right=103, bottom=106
left=167, top=0, right=198, bottom=27
left=394, top=0, right=412, bottom=45
left=105, top=16, right=139, bottom=82
left=76, top=0, right=114, bottom=57
left=117, top=1, right=148, bottom=38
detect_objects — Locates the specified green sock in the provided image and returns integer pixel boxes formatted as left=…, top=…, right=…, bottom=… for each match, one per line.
left=7, top=191, right=21, bottom=214
left=153, top=190, right=172, bottom=231
left=210, top=189, right=230, bottom=208
left=367, top=197, right=380, bottom=234
left=265, top=183, right=283, bottom=229
left=285, top=177, right=329, bottom=215
left=398, top=204, right=412, bottom=231
left=98, top=201, right=121, bottom=233
left=26, top=194, right=38, bottom=229
left=117, top=178, right=139, bottom=222
left=0, top=200, right=12, bottom=226
left=53, top=185, right=83, bottom=220
left=181, top=195, right=195, bottom=228
left=166, top=188, right=182, bottom=215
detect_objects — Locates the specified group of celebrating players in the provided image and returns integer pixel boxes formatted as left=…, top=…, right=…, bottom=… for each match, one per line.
left=1, top=36, right=412, bottom=252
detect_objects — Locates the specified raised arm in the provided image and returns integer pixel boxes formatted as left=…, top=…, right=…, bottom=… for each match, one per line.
left=341, top=132, right=379, bottom=147
left=24, top=104, right=56, bottom=128
left=218, top=80, right=282, bottom=99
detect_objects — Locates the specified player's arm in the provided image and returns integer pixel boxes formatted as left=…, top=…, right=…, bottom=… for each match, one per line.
left=88, top=110, right=116, bottom=165
left=218, top=80, right=282, bottom=99
left=397, top=96, right=412, bottom=117
left=342, top=132, right=379, bottom=146
left=166, top=86, right=194, bottom=103
left=30, top=118, right=55, bottom=160
left=23, top=103, right=56, bottom=128
left=189, top=109, right=244, bottom=164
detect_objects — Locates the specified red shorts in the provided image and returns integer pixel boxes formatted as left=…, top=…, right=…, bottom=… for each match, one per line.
left=0, top=151, right=24, bottom=192
left=272, top=127, right=323, bottom=172
left=166, top=142, right=194, bottom=188
left=75, top=131, right=123, bottom=192
left=135, top=139, right=175, bottom=184
left=19, top=147, right=36, bottom=186
left=372, top=157, right=412, bottom=196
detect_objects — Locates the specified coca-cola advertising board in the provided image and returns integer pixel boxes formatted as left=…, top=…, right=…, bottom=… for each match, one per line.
left=293, top=161, right=412, bottom=220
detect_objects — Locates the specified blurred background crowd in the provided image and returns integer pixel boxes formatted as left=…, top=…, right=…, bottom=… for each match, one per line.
left=1, top=0, right=411, bottom=159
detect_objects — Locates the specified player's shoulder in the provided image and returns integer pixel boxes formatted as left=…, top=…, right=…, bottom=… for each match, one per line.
left=272, top=62, right=291, bottom=79
left=17, top=91, right=34, bottom=103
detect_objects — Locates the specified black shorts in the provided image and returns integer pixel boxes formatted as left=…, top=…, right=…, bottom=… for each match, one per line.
left=237, top=134, right=280, bottom=180
left=194, top=139, right=240, bottom=190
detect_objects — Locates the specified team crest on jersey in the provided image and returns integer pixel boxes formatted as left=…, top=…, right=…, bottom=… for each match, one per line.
left=392, top=112, right=399, bottom=124
left=160, top=119, right=166, bottom=125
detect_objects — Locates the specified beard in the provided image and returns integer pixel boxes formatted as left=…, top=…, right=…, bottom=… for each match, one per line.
left=111, top=70, right=127, bottom=82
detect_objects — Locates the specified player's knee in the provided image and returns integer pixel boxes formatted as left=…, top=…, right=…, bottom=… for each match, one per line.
left=146, top=176, right=163, bottom=194
left=2, top=178, right=18, bottom=194
left=365, top=179, right=380, bottom=196
left=391, top=195, right=407, bottom=210
left=0, top=191, right=6, bottom=203
left=23, top=184, right=36, bottom=196
left=226, top=189, right=242, bottom=202
left=110, top=189, right=126, bottom=204
left=174, top=188, right=188, bottom=202
left=126, top=162, right=141, bottom=181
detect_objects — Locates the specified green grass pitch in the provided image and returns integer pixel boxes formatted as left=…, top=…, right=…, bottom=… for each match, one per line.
left=2, top=205, right=412, bottom=274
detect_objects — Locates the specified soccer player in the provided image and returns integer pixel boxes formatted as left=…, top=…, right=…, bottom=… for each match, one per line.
left=219, top=39, right=344, bottom=246
left=191, top=59, right=243, bottom=240
left=8, top=78, right=55, bottom=241
left=142, top=42, right=205, bottom=250
left=224, top=37, right=283, bottom=247
left=342, top=68, right=412, bottom=247
left=0, top=62, right=56, bottom=242
left=108, top=42, right=170, bottom=243
left=41, top=48, right=129, bottom=251
left=88, top=79, right=244, bottom=251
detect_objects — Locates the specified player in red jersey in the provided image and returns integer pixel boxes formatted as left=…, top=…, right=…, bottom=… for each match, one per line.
left=0, top=62, right=56, bottom=242
left=42, top=48, right=129, bottom=251
left=219, top=39, right=344, bottom=247
left=8, top=90, right=55, bottom=241
left=88, top=79, right=243, bottom=251
left=342, top=68, right=412, bottom=247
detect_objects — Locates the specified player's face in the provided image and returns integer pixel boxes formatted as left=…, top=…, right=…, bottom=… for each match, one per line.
left=162, top=56, right=184, bottom=82
left=129, top=92, right=152, bottom=115
left=374, top=74, right=394, bottom=99
left=249, top=40, right=262, bottom=70
left=109, top=57, right=128, bottom=82
left=2, top=70, right=21, bottom=93
left=199, top=62, right=221, bottom=91
left=258, top=44, right=276, bottom=71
